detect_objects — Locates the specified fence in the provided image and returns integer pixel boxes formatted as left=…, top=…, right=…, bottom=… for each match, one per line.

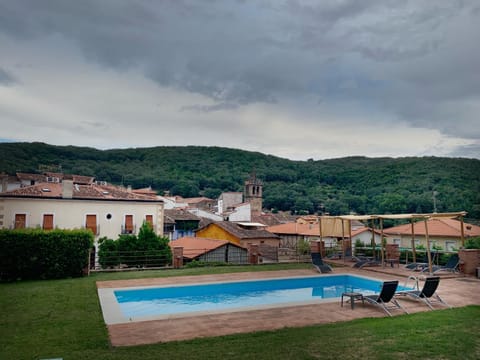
left=353, top=245, right=458, bottom=266
left=93, top=247, right=250, bottom=271
left=93, top=250, right=172, bottom=271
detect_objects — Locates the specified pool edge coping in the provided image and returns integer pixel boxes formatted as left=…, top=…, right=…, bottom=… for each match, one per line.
left=97, top=271, right=390, bottom=325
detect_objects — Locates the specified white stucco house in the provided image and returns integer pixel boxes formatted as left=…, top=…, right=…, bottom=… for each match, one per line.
left=225, top=202, right=251, bottom=222
left=351, top=227, right=383, bottom=246
left=0, top=180, right=164, bottom=244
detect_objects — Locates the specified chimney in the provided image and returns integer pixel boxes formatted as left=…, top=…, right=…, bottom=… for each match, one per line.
left=1, top=176, right=7, bottom=193
left=127, top=185, right=132, bottom=193
left=62, top=180, right=73, bottom=199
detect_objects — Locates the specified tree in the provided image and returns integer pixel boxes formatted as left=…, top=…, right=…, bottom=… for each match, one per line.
left=97, top=223, right=172, bottom=269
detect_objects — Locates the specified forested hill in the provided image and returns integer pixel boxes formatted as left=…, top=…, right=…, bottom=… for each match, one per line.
left=1, top=142, right=479, bottom=219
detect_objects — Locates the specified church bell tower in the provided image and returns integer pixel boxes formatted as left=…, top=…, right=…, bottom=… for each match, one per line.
left=244, top=171, right=263, bottom=215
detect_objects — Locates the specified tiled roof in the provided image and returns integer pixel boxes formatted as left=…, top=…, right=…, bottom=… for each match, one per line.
left=183, top=197, right=215, bottom=204
left=351, top=227, right=381, bottom=237
left=383, top=218, right=480, bottom=238
left=251, top=212, right=298, bottom=226
left=16, top=172, right=46, bottom=182
left=0, top=182, right=159, bottom=201
left=15, top=172, right=95, bottom=185
left=268, top=221, right=363, bottom=238
left=72, top=175, right=95, bottom=184
left=267, top=222, right=322, bottom=236
left=132, top=187, right=157, bottom=195
left=164, top=209, right=202, bottom=222
left=212, top=221, right=280, bottom=240
left=169, top=237, right=244, bottom=259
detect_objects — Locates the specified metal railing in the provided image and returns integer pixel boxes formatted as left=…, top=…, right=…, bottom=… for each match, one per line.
left=94, top=250, right=171, bottom=270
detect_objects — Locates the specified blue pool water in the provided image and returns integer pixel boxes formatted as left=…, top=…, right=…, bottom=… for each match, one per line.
left=114, top=275, right=412, bottom=318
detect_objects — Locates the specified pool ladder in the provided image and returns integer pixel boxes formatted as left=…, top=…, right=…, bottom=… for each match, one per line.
left=404, top=275, right=420, bottom=290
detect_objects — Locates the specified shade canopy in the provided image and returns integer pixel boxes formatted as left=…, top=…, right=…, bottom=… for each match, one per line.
left=335, top=211, right=467, bottom=221
left=323, top=211, right=467, bottom=274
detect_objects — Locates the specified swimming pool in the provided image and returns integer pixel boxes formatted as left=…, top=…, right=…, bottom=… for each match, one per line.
left=98, top=274, right=412, bottom=324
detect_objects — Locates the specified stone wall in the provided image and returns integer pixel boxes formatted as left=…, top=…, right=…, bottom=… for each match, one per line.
left=458, top=249, right=480, bottom=275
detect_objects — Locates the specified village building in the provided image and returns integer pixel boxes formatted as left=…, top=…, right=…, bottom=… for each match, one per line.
left=217, top=192, right=243, bottom=214
left=383, top=217, right=480, bottom=251
left=168, top=236, right=248, bottom=264
left=223, top=202, right=251, bottom=222
left=195, top=221, right=280, bottom=262
left=181, top=196, right=216, bottom=211
left=164, top=209, right=201, bottom=240
left=0, top=179, right=164, bottom=243
left=351, top=227, right=383, bottom=246
left=244, top=172, right=263, bottom=216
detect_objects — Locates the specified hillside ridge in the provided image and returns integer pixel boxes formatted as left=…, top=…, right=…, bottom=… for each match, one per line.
left=1, top=142, right=479, bottom=219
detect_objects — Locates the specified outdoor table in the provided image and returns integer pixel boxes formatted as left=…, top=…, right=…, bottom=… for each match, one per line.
left=385, top=258, right=400, bottom=268
left=341, top=292, right=364, bottom=310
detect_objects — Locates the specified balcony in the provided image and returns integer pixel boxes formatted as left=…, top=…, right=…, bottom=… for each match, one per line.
left=121, top=225, right=136, bottom=235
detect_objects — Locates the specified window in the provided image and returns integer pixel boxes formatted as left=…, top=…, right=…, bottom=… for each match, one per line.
left=445, top=241, right=456, bottom=251
left=14, top=214, right=26, bottom=229
left=124, top=215, right=134, bottom=234
left=393, top=238, right=401, bottom=245
left=42, top=214, right=54, bottom=231
left=85, top=214, right=97, bottom=235
left=145, top=214, right=153, bottom=228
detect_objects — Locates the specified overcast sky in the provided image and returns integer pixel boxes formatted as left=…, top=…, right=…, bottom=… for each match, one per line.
left=1, top=1, right=479, bottom=160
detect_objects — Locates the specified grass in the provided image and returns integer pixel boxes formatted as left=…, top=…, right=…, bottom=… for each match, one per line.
left=1, top=263, right=479, bottom=360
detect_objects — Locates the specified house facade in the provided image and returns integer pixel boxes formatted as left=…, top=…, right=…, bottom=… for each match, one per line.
left=267, top=222, right=337, bottom=250
left=182, top=197, right=216, bottom=211
left=217, top=192, right=243, bottom=214
left=224, top=202, right=251, bottom=222
left=0, top=180, right=164, bottom=243
left=164, top=209, right=201, bottom=240
left=351, top=227, right=383, bottom=246
left=383, top=217, right=480, bottom=251
left=169, top=236, right=248, bottom=264
left=195, top=221, right=280, bottom=262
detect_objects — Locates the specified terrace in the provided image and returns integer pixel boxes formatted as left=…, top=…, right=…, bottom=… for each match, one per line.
left=97, top=265, right=480, bottom=346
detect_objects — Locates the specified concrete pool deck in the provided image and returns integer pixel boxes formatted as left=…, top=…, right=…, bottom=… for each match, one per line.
left=97, top=267, right=480, bottom=347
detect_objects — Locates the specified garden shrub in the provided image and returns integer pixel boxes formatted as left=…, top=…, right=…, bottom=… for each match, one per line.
left=0, top=228, right=93, bottom=281
left=98, top=222, right=172, bottom=269
left=465, top=236, right=480, bottom=249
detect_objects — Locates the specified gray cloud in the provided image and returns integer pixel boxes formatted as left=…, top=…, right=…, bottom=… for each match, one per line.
left=0, top=67, right=16, bottom=85
left=448, top=143, right=480, bottom=159
left=180, top=102, right=239, bottom=113
left=0, top=0, right=479, bottom=159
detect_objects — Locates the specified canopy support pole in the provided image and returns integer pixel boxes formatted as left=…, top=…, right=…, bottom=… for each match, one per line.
left=318, top=216, right=323, bottom=255
left=380, top=218, right=385, bottom=268
left=371, top=218, right=376, bottom=259
left=411, top=220, right=416, bottom=264
left=424, top=219, right=433, bottom=274
left=341, top=218, right=345, bottom=264
left=460, top=215, right=465, bottom=247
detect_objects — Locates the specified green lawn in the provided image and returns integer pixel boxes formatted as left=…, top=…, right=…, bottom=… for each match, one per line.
left=1, top=263, right=479, bottom=360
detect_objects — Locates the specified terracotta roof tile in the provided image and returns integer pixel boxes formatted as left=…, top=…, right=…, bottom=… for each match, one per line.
left=16, top=172, right=46, bottom=182
left=164, top=209, right=201, bottom=222
left=383, top=218, right=480, bottom=238
left=0, top=183, right=159, bottom=201
left=169, top=237, right=243, bottom=259
left=267, top=222, right=322, bottom=236
left=211, top=221, right=279, bottom=240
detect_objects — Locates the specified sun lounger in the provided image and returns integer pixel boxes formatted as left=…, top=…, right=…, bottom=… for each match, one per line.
left=396, top=276, right=450, bottom=310
left=311, top=252, right=332, bottom=273
left=363, top=280, right=408, bottom=316
left=422, top=254, right=459, bottom=274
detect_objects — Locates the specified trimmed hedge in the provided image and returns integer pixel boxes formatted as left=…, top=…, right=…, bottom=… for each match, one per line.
left=0, top=228, right=93, bottom=281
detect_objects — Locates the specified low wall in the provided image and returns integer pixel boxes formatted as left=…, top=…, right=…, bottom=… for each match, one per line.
left=458, top=249, right=480, bottom=275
